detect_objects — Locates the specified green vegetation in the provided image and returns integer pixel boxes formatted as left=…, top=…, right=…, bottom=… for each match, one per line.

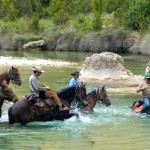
left=1, top=0, right=150, bottom=34
left=0, top=0, right=150, bottom=53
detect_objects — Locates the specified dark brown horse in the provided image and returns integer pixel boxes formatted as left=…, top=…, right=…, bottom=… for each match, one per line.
left=8, top=85, right=87, bottom=125
left=0, top=66, right=21, bottom=117
left=0, top=82, right=18, bottom=117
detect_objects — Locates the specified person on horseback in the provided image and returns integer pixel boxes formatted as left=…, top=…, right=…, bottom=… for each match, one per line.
left=68, top=71, right=81, bottom=87
left=136, top=73, right=150, bottom=113
left=29, top=66, right=69, bottom=111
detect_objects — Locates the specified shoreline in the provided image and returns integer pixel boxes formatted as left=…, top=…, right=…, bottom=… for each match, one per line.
left=0, top=56, right=78, bottom=67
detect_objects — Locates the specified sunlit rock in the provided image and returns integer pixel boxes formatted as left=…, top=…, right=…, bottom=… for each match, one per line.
left=80, top=52, right=142, bottom=84
left=23, top=40, right=45, bottom=49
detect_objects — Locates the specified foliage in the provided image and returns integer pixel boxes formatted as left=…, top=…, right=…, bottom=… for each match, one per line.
left=115, top=0, right=150, bottom=31
left=0, top=0, right=150, bottom=33
left=92, top=12, right=102, bottom=31
left=52, top=9, right=70, bottom=25
left=30, top=15, right=40, bottom=32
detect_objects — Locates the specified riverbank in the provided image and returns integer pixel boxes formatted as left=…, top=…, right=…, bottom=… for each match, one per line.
left=0, top=56, right=78, bottom=67
left=0, top=29, right=150, bottom=55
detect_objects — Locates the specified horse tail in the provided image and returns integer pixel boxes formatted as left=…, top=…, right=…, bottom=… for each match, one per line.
left=8, top=107, right=15, bottom=124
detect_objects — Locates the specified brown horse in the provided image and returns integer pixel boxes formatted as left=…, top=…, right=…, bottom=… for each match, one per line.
left=0, top=66, right=21, bottom=117
left=0, top=66, right=22, bottom=86
left=0, top=82, right=18, bottom=117
left=78, top=86, right=111, bottom=113
left=8, top=85, right=87, bottom=125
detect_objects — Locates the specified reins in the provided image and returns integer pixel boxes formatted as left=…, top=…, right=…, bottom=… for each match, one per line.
left=97, top=88, right=109, bottom=104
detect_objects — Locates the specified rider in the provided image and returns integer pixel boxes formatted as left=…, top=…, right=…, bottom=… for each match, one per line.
left=29, top=66, right=69, bottom=111
left=136, top=73, right=150, bottom=113
left=68, top=71, right=81, bottom=87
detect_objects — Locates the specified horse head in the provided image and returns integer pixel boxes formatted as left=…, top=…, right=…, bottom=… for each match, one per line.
left=9, top=66, right=22, bottom=86
left=96, top=86, right=111, bottom=106
left=87, top=86, right=111, bottom=107
left=1, top=81, right=19, bottom=103
left=75, top=84, right=87, bottom=102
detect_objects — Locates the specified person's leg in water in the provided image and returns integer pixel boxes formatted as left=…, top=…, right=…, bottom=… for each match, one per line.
left=140, top=97, right=150, bottom=113
left=44, top=90, right=69, bottom=111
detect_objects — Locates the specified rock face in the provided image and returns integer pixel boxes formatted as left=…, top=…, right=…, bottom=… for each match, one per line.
left=23, top=40, right=45, bottom=49
left=80, top=52, right=133, bottom=81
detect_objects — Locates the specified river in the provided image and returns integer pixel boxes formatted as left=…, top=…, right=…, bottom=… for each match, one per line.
left=0, top=51, right=150, bottom=150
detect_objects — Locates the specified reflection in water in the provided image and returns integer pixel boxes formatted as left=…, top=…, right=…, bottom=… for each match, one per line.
left=0, top=51, right=150, bottom=150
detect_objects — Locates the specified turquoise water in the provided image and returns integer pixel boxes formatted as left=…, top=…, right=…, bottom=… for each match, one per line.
left=0, top=51, right=150, bottom=150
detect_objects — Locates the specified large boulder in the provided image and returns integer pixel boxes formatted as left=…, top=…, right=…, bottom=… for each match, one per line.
left=23, top=40, right=45, bottom=50
left=80, top=52, right=142, bottom=84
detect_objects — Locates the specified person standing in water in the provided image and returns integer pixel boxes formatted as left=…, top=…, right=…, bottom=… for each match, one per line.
left=136, top=73, right=150, bottom=113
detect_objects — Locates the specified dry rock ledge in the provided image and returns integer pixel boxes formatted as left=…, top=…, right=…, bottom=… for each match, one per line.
left=80, top=52, right=143, bottom=85
left=0, top=56, right=77, bottom=67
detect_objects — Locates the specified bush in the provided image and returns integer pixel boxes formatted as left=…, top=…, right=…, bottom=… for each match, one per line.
left=52, top=9, right=70, bottom=25
left=116, top=0, right=150, bottom=31
left=92, top=12, right=102, bottom=31
left=30, top=15, right=40, bottom=32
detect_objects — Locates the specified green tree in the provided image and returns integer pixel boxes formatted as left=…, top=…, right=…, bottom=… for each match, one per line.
left=91, top=0, right=103, bottom=31
left=116, top=0, right=150, bottom=31
left=30, top=14, right=39, bottom=32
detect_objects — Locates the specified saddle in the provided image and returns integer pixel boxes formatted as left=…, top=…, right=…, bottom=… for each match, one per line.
left=26, top=94, right=56, bottom=116
left=33, top=100, right=47, bottom=116
left=26, top=94, right=47, bottom=116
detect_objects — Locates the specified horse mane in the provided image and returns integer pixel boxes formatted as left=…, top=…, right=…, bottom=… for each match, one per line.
left=87, top=89, right=97, bottom=97
left=57, top=86, right=76, bottom=100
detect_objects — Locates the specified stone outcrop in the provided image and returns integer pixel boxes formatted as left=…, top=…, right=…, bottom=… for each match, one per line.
left=80, top=52, right=142, bottom=83
left=23, top=39, right=45, bottom=49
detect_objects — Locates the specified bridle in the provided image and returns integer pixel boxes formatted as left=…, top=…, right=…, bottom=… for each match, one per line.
left=74, top=85, right=86, bottom=102
left=8, top=68, right=21, bottom=85
left=97, top=87, right=110, bottom=105
left=87, top=87, right=109, bottom=105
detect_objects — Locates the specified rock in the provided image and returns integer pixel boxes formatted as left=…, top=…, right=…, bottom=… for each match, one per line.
left=80, top=52, right=142, bottom=83
left=23, top=40, right=45, bottom=49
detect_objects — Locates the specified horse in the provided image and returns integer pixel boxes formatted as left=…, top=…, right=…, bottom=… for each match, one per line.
left=0, top=66, right=22, bottom=86
left=0, top=82, right=18, bottom=117
left=8, top=85, right=87, bottom=125
left=70, top=85, right=111, bottom=113
left=0, top=66, right=21, bottom=118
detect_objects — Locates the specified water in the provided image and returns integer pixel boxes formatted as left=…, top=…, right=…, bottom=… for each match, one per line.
left=0, top=51, right=150, bottom=150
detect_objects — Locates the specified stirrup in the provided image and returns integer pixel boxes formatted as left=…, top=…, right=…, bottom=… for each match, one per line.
left=59, top=106, right=70, bottom=111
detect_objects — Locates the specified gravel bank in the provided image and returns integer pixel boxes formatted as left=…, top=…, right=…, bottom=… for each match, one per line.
left=0, top=56, right=78, bottom=67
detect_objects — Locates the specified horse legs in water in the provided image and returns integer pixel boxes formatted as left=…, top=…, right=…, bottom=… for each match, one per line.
left=8, top=107, right=29, bottom=126
left=8, top=100, right=33, bottom=126
left=8, top=107, right=15, bottom=124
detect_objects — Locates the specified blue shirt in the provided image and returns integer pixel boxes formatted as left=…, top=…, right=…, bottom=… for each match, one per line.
left=68, top=78, right=80, bottom=87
